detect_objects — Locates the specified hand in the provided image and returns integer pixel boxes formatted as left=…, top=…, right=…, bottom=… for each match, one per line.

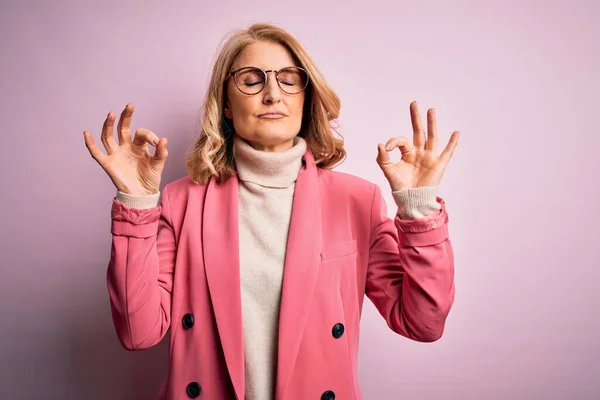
left=376, top=101, right=459, bottom=192
left=83, top=103, right=168, bottom=195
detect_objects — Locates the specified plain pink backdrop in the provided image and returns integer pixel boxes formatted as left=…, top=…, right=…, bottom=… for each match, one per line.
left=1, top=0, right=598, bottom=399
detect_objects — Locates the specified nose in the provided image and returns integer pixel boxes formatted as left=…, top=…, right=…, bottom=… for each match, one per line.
left=262, top=71, right=282, bottom=104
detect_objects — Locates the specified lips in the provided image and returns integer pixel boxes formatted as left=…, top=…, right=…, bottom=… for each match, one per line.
left=258, top=113, right=286, bottom=119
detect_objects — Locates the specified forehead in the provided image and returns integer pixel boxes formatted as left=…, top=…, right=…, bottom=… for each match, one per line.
left=232, top=41, right=297, bottom=70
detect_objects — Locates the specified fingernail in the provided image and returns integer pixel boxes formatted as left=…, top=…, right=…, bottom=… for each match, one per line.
left=153, top=138, right=159, bottom=145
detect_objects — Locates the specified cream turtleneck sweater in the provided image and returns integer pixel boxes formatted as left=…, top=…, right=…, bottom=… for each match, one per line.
left=114, top=135, right=441, bottom=400
left=233, top=134, right=307, bottom=399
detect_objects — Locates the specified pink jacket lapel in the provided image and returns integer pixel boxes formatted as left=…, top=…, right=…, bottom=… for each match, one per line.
left=275, top=150, right=322, bottom=399
left=202, top=149, right=322, bottom=400
left=203, top=175, right=245, bottom=399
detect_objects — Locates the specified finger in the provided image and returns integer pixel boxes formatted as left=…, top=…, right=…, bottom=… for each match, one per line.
left=83, top=131, right=106, bottom=165
left=132, top=128, right=161, bottom=147
left=425, top=108, right=438, bottom=153
left=117, top=103, right=134, bottom=144
left=384, top=136, right=413, bottom=154
left=376, top=143, right=391, bottom=165
left=101, top=112, right=117, bottom=154
left=153, top=138, right=169, bottom=161
left=439, top=131, right=460, bottom=166
left=410, top=101, right=425, bottom=148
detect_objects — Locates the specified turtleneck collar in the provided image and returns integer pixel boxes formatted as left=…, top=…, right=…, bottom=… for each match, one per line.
left=233, top=135, right=307, bottom=188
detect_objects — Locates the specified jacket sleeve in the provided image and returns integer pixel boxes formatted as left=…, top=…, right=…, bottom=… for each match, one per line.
left=365, top=184, right=455, bottom=342
left=106, top=184, right=176, bottom=350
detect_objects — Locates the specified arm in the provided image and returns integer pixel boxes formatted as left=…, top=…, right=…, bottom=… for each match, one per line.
left=107, top=185, right=176, bottom=350
left=365, top=184, right=455, bottom=342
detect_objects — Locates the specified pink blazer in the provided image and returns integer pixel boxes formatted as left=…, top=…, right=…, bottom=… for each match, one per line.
left=107, top=149, right=455, bottom=400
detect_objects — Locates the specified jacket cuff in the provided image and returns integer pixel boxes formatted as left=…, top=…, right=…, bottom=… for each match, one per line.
left=111, top=197, right=161, bottom=238
left=394, top=197, right=449, bottom=247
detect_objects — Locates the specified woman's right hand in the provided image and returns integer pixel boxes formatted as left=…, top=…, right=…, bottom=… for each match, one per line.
left=83, top=103, right=168, bottom=195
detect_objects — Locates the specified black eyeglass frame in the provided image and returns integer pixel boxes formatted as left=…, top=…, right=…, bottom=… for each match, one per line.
left=226, top=66, right=310, bottom=95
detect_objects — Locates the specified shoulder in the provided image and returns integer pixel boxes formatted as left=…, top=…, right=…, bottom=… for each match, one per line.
left=317, top=168, right=380, bottom=207
left=162, top=175, right=208, bottom=204
left=164, top=175, right=200, bottom=191
left=318, top=168, right=377, bottom=192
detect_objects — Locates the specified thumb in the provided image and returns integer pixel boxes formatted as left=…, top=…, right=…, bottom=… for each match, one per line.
left=376, top=143, right=391, bottom=165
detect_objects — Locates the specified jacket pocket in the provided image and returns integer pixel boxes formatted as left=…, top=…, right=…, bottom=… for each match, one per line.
left=320, top=239, right=358, bottom=261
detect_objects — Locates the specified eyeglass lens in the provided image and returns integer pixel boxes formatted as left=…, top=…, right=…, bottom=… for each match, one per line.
left=235, top=67, right=307, bottom=94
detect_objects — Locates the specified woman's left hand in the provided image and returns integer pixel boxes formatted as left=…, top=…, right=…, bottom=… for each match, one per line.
left=376, top=101, right=460, bottom=192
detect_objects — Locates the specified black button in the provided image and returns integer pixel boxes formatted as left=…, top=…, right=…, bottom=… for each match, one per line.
left=186, top=382, right=202, bottom=398
left=321, top=390, right=335, bottom=400
left=332, top=323, right=344, bottom=338
left=182, top=313, right=194, bottom=329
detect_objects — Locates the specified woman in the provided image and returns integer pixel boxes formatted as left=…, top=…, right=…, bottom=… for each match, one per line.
left=83, top=22, right=459, bottom=400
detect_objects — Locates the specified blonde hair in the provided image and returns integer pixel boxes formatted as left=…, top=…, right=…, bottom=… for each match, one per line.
left=185, top=22, right=346, bottom=185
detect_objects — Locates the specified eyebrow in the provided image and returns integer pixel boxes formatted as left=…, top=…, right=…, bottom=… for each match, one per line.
left=232, top=65, right=298, bottom=71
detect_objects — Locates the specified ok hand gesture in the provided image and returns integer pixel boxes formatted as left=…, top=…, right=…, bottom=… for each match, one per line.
left=376, top=101, right=459, bottom=192
left=83, top=104, right=168, bottom=195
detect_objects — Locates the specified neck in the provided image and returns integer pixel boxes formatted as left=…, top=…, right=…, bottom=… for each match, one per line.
left=233, top=135, right=307, bottom=188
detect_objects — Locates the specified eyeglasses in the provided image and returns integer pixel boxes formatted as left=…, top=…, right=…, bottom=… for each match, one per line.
left=227, top=66, right=309, bottom=95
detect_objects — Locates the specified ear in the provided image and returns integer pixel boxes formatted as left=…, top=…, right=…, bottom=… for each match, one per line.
left=223, top=88, right=233, bottom=119
left=224, top=103, right=232, bottom=119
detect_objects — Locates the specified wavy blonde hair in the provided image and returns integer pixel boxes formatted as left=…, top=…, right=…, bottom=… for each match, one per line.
left=185, top=22, right=346, bottom=185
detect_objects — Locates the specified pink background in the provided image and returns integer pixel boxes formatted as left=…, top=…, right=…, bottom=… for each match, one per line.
left=1, top=0, right=598, bottom=399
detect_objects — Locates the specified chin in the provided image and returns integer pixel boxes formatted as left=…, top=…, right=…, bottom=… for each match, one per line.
left=238, top=130, right=298, bottom=150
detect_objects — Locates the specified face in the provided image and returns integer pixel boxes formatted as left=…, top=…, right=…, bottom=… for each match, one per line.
left=224, top=41, right=306, bottom=152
